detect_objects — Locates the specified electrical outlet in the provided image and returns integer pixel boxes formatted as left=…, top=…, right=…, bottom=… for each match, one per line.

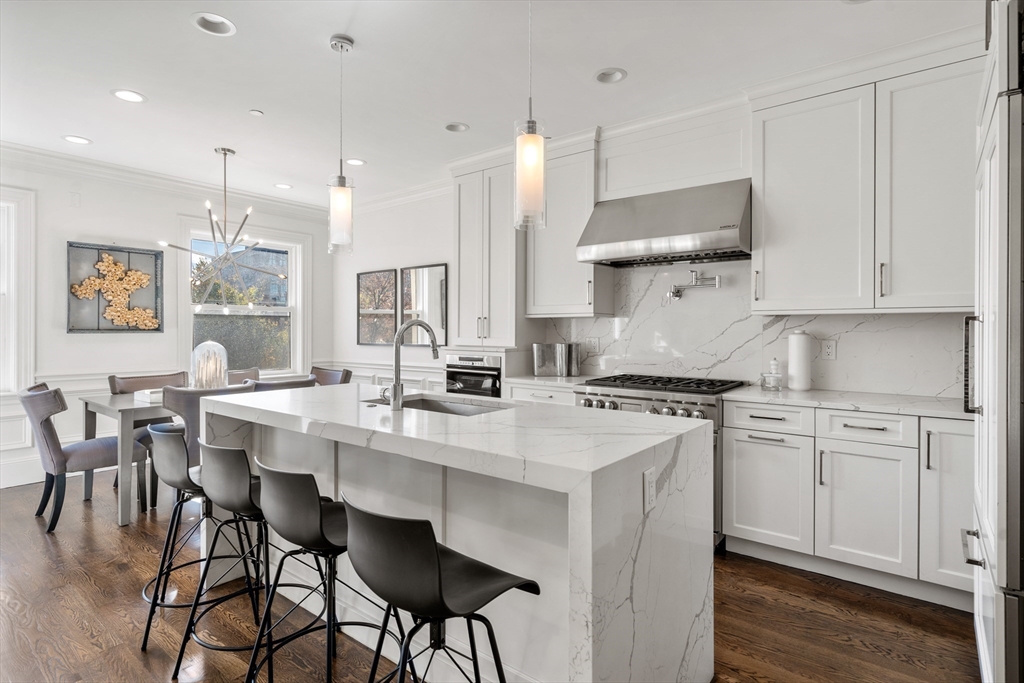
left=585, top=337, right=599, bottom=353
left=643, top=467, right=656, bottom=514
left=822, top=339, right=837, bottom=361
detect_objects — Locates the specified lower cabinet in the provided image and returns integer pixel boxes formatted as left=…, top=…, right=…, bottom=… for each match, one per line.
left=919, top=417, right=975, bottom=591
left=505, top=382, right=577, bottom=405
left=722, top=427, right=815, bottom=554
left=814, top=437, right=919, bottom=578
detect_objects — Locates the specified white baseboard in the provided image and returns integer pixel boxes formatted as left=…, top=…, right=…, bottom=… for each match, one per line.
left=726, top=537, right=973, bottom=613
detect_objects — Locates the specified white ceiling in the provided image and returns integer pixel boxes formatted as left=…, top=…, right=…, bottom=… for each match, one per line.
left=1, top=1, right=980, bottom=208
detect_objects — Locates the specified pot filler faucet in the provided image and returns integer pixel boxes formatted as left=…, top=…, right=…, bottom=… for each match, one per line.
left=383, top=319, right=439, bottom=411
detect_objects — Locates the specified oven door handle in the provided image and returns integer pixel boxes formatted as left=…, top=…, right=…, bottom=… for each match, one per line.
left=447, top=368, right=501, bottom=377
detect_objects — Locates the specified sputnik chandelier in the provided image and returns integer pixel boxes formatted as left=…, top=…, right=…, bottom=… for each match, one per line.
left=158, top=147, right=286, bottom=313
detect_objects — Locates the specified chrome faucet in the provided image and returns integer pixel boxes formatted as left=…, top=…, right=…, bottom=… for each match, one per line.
left=384, top=319, right=439, bottom=410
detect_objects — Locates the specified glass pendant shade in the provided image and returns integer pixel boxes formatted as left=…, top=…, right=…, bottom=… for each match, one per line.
left=513, top=119, right=545, bottom=231
left=328, top=175, right=354, bottom=254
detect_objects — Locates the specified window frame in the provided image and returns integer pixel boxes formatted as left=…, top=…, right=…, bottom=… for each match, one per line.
left=0, top=186, right=36, bottom=399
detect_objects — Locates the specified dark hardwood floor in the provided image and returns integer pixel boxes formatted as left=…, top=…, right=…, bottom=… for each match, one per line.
left=0, top=471, right=980, bottom=683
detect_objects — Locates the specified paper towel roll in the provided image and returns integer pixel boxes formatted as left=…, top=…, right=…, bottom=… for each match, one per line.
left=788, top=330, right=814, bottom=391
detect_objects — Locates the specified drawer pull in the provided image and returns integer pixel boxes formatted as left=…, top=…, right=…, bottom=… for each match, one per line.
left=748, top=434, right=784, bottom=443
left=530, top=393, right=554, bottom=399
left=749, top=414, right=786, bottom=421
left=842, top=422, right=888, bottom=432
left=925, top=430, right=933, bottom=470
left=819, top=450, right=825, bottom=486
left=961, top=528, right=986, bottom=568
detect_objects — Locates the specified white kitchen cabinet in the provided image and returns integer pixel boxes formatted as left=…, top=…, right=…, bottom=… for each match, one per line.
left=919, top=418, right=974, bottom=592
left=526, top=150, right=614, bottom=318
left=507, top=384, right=576, bottom=405
left=722, top=427, right=815, bottom=554
left=483, top=165, right=516, bottom=346
left=751, top=84, right=875, bottom=312
left=875, top=59, right=983, bottom=309
left=814, top=437, right=918, bottom=578
left=453, top=172, right=484, bottom=346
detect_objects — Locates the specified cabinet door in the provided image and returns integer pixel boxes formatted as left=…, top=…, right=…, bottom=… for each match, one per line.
left=453, top=173, right=483, bottom=346
left=875, top=60, right=983, bottom=309
left=815, top=437, right=918, bottom=577
left=752, top=85, right=875, bottom=312
left=526, top=150, right=613, bottom=317
left=919, top=418, right=974, bottom=591
left=482, top=165, right=516, bottom=347
left=722, top=427, right=815, bottom=554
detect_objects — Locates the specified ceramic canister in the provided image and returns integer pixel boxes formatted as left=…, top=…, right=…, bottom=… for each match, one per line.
left=787, top=330, right=814, bottom=391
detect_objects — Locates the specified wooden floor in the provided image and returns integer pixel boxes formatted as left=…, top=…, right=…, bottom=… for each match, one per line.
left=0, top=471, right=980, bottom=683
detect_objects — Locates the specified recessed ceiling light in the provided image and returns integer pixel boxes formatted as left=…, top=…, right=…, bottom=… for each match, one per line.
left=445, top=122, right=470, bottom=133
left=111, top=89, right=147, bottom=103
left=595, top=68, right=628, bottom=84
left=191, top=12, right=236, bottom=37
left=62, top=135, right=92, bottom=145
left=249, top=109, right=264, bottom=117
left=274, top=183, right=292, bottom=189
left=345, top=158, right=366, bottom=166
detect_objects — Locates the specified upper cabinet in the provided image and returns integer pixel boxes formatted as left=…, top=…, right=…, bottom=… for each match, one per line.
left=752, top=59, right=983, bottom=314
left=526, top=149, right=614, bottom=318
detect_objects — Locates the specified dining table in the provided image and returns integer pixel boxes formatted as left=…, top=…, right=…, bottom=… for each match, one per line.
left=79, top=393, right=174, bottom=526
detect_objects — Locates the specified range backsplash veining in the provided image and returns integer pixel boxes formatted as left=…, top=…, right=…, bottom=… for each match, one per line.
left=546, top=260, right=964, bottom=398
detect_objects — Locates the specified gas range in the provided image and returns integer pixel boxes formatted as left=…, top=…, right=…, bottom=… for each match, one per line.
left=573, top=374, right=744, bottom=423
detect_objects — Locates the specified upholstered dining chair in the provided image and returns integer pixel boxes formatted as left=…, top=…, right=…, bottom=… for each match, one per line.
left=161, top=384, right=255, bottom=468
left=243, top=375, right=317, bottom=392
left=18, top=383, right=149, bottom=532
left=108, top=371, right=189, bottom=503
left=310, top=366, right=352, bottom=386
left=228, top=367, right=260, bottom=385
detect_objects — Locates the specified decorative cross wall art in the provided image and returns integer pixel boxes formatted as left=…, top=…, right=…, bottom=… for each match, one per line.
left=67, top=241, right=163, bottom=333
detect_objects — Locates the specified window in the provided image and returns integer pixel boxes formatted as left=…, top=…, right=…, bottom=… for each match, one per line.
left=0, top=187, right=34, bottom=396
left=190, top=236, right=299, bottom=373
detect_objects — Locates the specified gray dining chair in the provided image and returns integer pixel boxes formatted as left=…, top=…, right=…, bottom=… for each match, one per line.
left=108, top=371, right=189, bottom=502
left=18, top=383, right=149, bottom=532
left=310, top=366, right=352, bottom=386
left=228, top=368, right=260, bottom=385
left=161, top=384, right=256, bottom=468
left=243, top=375, right=317, bottom=392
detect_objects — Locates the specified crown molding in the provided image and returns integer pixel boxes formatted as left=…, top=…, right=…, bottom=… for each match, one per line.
left=357, top=178, right=452, bottom=214
left=598, top=93, right=751, bottom=142
left=0, top=142, right=328, bottom=223
left=446, top=126, right=599, bottom=177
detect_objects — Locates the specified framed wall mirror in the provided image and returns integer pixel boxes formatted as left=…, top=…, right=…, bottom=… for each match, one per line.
left=400, top=263, right=447, bottom=346
left=357, top=269, right=397, bottom=345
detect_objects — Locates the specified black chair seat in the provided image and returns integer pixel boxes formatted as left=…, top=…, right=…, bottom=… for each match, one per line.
left=439, top=545, right=540, bottom=617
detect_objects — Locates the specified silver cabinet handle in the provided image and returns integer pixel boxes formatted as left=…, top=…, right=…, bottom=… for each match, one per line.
left=748, top=434, right=784, bottom=443
left=819, top=450, right=825, bottom=486
left=754, top=270, right=760, bottom=301
left=483, top=316, right=488, bottom=339
left=961, top=528, right=986, bottom=568
left=964, top=315, right=983, bottom=414
left=530, top=393, right=554, bottom=399
left=842, top=423, right=887, bottom=432
left=587, top=280, right=593, bottom=306
left=879, top=262, right=886, bottom=297
left=925, top=430, right=933, bottom=470
left=750, top=414, right=786, bottom=421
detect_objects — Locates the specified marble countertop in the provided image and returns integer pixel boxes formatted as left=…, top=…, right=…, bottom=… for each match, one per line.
left=203, top=383, right=711, bottom=493
left=723, top=385, right=971, bottom=420
left=503, top=375, right=590, bottom=388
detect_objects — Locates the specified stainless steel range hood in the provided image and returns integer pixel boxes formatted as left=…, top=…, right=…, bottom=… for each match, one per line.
left=576, top=178, right=751, bottom=267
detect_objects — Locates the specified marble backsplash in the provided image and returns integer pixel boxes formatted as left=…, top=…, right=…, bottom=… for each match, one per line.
left=546, top=260, right=965, bottom=398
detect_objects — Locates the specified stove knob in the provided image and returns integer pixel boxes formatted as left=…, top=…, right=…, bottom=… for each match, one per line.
left=593, top=399, right=605, bottom=409
left=691, top=409, right=707, bottom=420
left=605, top=401, right=618, bottom=410
left=580, top=398, right=593, bottom=408
left=647, top=406, right=659, bottom=415
left=661, top=406, right=676, bottom=416
left=677, top=408, right=691, bottom=418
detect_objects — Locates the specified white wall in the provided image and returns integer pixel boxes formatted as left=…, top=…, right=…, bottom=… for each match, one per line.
left=0, top=145, right=333, bottom=486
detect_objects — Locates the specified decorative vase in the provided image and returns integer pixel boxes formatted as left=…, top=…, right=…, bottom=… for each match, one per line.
left=191, top=341, right=228, bottom=389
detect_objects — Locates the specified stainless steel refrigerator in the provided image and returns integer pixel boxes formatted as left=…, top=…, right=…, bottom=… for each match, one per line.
left=969, top=2, right=1023, bottom=680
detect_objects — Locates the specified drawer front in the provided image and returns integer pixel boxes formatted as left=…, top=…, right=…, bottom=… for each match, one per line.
left=508, top=385, right=576, bottom=405
left=815, top=409, right=918, bottom=447
left=723, top=401, right=815, bottom=436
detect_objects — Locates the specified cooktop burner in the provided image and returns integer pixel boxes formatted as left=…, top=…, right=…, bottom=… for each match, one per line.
left=583, top=374, right=745, bottom=395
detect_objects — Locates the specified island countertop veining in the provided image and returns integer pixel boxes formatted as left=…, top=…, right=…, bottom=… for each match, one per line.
left=202, top=382, right=712, bottom=493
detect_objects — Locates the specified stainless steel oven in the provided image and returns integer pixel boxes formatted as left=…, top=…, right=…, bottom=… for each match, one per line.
left=445, top=354, right=502, bottom=398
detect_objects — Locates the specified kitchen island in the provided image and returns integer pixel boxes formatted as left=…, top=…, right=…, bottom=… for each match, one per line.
left=201, top=383, right=713, bottom=683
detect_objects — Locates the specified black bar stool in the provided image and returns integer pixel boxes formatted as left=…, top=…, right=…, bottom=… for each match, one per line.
left=247, top=460, right=407, bottom=683
left=343, top=495, right=540, bottom=683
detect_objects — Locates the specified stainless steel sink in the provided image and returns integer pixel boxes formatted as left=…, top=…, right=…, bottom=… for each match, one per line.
left=362, top=397, right=504, bottom=417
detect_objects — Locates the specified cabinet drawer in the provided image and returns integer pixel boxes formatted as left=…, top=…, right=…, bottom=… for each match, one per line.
left=723, top=401, right=815, bottom=436
left=815, top=409, right=918, bottom=447
left=508, top=385, right=576, bottom=405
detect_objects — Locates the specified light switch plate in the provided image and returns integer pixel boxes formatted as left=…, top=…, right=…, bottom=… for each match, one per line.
left=643, top=467, right=656, bottom=514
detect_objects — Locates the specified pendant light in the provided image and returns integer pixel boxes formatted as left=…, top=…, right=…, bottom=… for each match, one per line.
left=514, top=0, right=545, bottom=231
left=328, top=34, right=355, bottom=254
